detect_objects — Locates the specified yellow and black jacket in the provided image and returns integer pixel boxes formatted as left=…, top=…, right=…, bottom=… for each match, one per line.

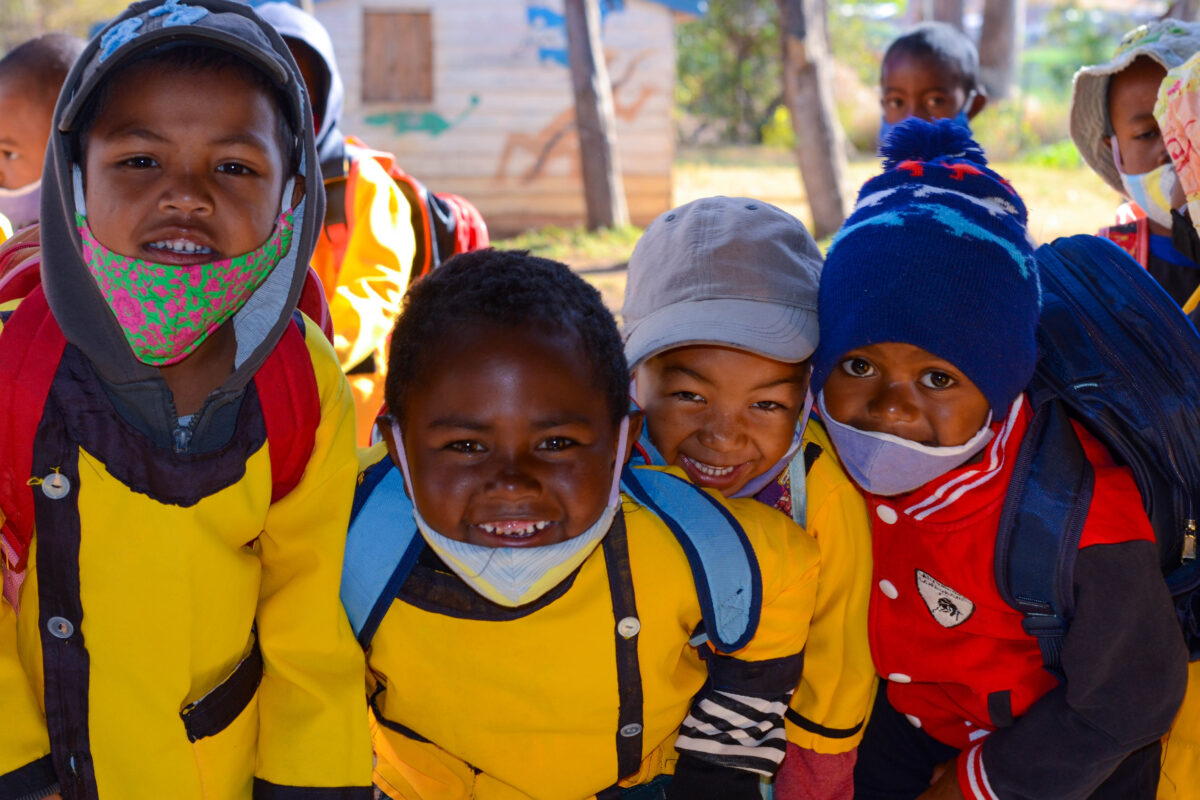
left=0, top=3, right=372, bottom=797
left=348, top=447, right=821, bottom=799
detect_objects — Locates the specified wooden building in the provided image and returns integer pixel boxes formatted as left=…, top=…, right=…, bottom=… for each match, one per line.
left=311, top=0, right=704, bottom=235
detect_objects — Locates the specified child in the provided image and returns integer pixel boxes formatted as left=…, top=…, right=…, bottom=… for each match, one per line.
left=0, top=33, right=84, bottom=230
left=342, top=249, right=821, bottom=799
left=257, top=2, right=488, bottom=445
left=811, top=118, right=1187, bottom=800
left=879, top=22, right=987, bottom=145
left=1070, top=21, right=1200, bottom=305
left=0, top=1, right=371, bottom=796
left=621, top=196, right=874, bottom=800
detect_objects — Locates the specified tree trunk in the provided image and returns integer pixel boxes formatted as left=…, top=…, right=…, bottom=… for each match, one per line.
left=933, top=0, right=965, bottom=30
left=563, top=0, right=629, bottom=230
left=977, top=0, right=1025, bottom=100
left=776, top=0, right=849, bottom=239
left=1165, top=0, right=1200, bottom=21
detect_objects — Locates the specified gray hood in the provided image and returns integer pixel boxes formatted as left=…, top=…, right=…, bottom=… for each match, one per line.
left=255, top=1, right=345, bottom=177
left=40, top=0, right=325, bottom=446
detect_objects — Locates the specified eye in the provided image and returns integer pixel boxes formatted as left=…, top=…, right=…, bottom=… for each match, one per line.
left=751, top=400, right=786, bottom=412
left=216, top=162, right=256, bottom=176
left=919, top=371, right=956, bottom=389
left=1, top=150, right=18, bottom=162
left=882, top=96, right=903, bottom=111
left=537, top=436, right=579, bottom=452
left=120, top=155, right=157, bottom=169
left=671, top=390, right=705, bottom=404
left=924, top=94, right=950, bottom=110
left=445, top=440, right=485, bottom=454
left=1134, top=127, right=1161, bottom=141
left=839, top=357, right=876, bottom=378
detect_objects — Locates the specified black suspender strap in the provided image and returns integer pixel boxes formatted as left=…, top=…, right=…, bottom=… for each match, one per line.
left=602, top=513, right=645, bottom=784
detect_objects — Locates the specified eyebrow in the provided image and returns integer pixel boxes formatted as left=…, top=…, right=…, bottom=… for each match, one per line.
left=102, top=127, right=271, bottom=151
left=427, top=415, right=594, bottom=431
left=662, top=365, right=713, bottom=385
left=750, top=376, right=804, bottom=391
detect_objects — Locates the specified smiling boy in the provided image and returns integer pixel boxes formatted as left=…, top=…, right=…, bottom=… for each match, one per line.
left=0, top=1, right=371, bottom=797
left=342, top=249, right=821, bottom=799
left=622, top=197, right=874, bottom=800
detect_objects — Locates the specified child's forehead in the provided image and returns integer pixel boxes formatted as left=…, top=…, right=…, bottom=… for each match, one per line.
left=882, top=51, right=967, bottom=90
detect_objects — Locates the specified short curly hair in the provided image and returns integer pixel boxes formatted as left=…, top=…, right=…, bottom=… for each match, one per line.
left=385, top=248, right=628, bottom=424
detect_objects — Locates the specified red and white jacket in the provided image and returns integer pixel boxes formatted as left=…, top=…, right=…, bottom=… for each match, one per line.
left=865, top=395, right=1183, bottom=800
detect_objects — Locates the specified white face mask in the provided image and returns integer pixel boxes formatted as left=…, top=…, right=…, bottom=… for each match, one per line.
left=818, top=392, right=993, bottom=497
left=1113, top=137, right=1185, bottom=229
left=0, top=179, right=41, bottom=231
left=390, top=416, right=630, bottom=607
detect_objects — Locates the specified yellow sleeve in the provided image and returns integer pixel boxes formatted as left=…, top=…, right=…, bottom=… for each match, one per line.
left=726, top=497, right=821, bottom=665
left=329, top=155, right=417, bottom=372
left=253, top=318, right=372, bottom=791
left=785, top=420, right=877, bottom=753
left=0, top=583, right=56, bottom=795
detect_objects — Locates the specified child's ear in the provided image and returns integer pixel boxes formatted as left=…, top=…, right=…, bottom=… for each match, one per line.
left=289, top=175, right=306, bottom=208
left=967, top=90, right=988, bottom=120
left=622, top=412, right=645, bottom=466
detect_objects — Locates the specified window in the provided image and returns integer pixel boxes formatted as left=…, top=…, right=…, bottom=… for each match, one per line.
left=362, top=10, right=433, bottom=103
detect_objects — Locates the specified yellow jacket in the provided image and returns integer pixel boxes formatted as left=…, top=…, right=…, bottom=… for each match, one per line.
left=1160, top=660, right=1200, bottom=799
left=357, top=452, right=821, bottom=799
left=313, top=146, right=416, bottom=445
left=784, top=418, right=876, bottom=753
left=1, top=315, right=371, bottom=798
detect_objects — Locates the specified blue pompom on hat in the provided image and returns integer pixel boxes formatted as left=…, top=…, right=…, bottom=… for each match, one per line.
left=810, top=118, right=1041, bottom=415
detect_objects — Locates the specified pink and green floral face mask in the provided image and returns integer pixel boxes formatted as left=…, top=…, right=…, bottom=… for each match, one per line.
left=78, top=208, right=294, bottom=366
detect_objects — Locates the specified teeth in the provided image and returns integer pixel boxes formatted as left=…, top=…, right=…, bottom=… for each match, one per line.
left=684, top=455, right=737, bottom=477
left=478, top=520, right=552, bottom=537
left=148, top=238, right=213, bottom=255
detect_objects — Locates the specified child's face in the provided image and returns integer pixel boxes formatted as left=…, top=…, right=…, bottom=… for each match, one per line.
left=635, top=345, right=808, bottom=496
left=821, top=342, right=989, bottom=447
left=83, top=64, right=289, bottom=263
left=0, top=79, right=53, bottom=189
left=1106, top=56, right=1169, bottom=177
left=881, top=53, right=977, bottom=125
left=394, top=322, right=625, bottom=548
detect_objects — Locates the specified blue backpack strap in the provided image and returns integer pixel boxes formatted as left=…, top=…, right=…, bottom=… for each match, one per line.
left=620, top=465, right=761, bottom=652
left=341, top=458, right=424, bottom=647
left=994, top=399, right=1094, bottom=679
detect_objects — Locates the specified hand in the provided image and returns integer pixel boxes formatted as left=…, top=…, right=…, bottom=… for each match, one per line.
left=916, top=759, right=964, bottom=800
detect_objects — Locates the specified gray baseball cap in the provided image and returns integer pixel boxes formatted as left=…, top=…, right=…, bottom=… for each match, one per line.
left=621, top=196, right=822, bottom=368
left=1070, top=21, right=1200, bottom=196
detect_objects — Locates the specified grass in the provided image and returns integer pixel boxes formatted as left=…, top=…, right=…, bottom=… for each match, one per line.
left=493, top=145, right=1123, bottom=312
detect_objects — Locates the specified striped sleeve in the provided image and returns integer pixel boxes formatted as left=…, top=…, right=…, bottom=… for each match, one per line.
left=673, top=687, right=792, bottom=776
left=957, top=743, right=1000, bottom=800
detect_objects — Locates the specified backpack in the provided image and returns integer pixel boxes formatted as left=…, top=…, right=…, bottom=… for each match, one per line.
left=995, top=234, right=1200, bottom=675
left=341, top=138, right=489, bottom=282
left=341, top=459, right=763, bottom=653
left=0, top=285, right=321, bottom=607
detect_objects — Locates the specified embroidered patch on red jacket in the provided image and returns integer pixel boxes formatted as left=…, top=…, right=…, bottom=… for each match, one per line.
left=916, top=569, right=975, bottom=628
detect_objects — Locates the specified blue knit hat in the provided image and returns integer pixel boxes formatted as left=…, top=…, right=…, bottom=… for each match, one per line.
left=810, top=119, right=1040, bottom=415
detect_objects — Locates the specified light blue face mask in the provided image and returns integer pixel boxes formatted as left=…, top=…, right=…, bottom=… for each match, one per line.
left=817, top=392, right=993, bottom=497
left=879, top=91, right=975, bottom=149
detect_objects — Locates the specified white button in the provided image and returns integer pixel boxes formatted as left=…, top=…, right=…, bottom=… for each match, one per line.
left=41, top=473, right=70, bottom=500
left=616, top=616, right=641, bottom=639
left=879, top=579, right=899, bottom=599
left=905, top=714, right=922, bottom=728
left=47, top=616, right=74, bottom=639
left=875, top=505, right=898, bottom=524
left=619, top=723, right=642, bottom=738
left=887, top=672, right=912, bottom=684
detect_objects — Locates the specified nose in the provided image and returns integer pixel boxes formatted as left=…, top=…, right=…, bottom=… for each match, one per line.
left=484, top=451, right=541, bottom=499
left=867, top=382, right=921, bottom=428
left=696, top=407, right=746, bottom=453
left=158, top=169, right=213, bottom=216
